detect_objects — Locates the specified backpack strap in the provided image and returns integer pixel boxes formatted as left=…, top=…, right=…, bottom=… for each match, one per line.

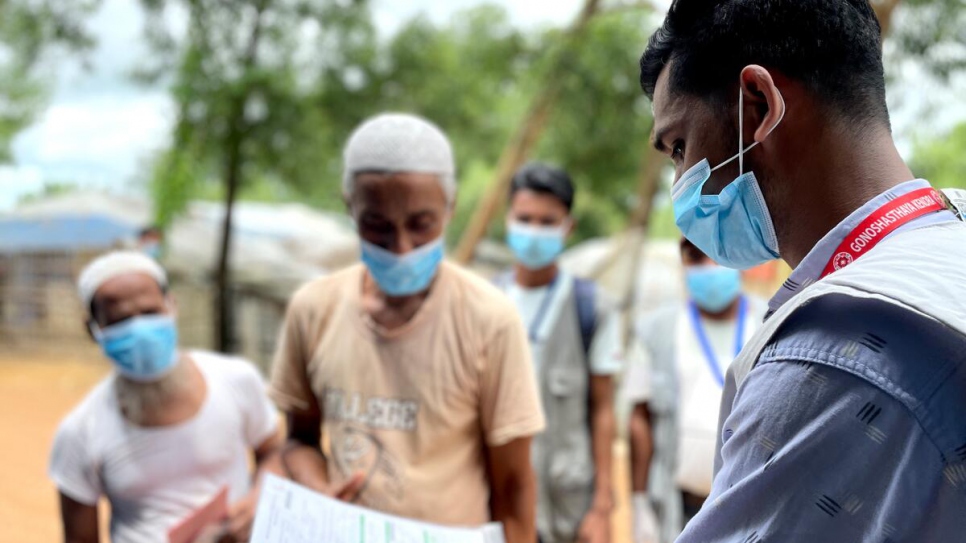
left=497, top=270, right=597, bottom=355
left=573, top=277, right=597, bottom=356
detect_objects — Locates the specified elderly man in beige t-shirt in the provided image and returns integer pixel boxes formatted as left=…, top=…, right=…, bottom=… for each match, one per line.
left=270, top=113, right=545, bottom=543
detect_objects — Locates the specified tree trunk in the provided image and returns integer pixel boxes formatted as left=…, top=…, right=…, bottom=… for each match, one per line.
left=213, top=0, right=268, bottom=353
left=629, top=146, right=665, bottom=229
left=452, top=0, right=604, bottom=264
left=215, top=138, right=242, bottom=353
left=619, top=146, right=664, bottom=342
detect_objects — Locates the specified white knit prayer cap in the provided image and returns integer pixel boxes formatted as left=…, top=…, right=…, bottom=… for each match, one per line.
left=77, top=251, right=168, bottom=313
left=342, top=113, right=456, bottom=204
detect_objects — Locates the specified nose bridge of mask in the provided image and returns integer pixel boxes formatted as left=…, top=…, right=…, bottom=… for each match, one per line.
left=672, top=159, right=711, bottom=201
left=362, top=236, right=439, bottom=266
left=509, top=219, right=569, bottom=238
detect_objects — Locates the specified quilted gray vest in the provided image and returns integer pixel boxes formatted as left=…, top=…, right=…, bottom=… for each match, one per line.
left=496, top=273, right=596, bottom=543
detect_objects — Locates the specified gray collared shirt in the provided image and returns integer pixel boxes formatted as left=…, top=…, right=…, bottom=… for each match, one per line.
left=768, top=179, right=956, bottom=314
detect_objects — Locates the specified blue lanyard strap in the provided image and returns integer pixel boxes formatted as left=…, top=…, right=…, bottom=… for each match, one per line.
left=687, top=296, right=747, bottom=387
left=527, top=275, right=560, bottom=343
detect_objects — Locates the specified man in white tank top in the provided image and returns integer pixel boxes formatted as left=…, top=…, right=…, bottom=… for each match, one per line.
left=49, top=252, right=283, bottom=543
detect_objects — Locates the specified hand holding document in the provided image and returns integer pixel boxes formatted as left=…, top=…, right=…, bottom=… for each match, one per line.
left=251, top=475, right=506, bottom=543
left=167, top=486, right=229, bottom=543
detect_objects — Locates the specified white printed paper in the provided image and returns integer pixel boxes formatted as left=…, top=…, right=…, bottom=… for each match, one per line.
left=251, top=475, right=506, bottom=543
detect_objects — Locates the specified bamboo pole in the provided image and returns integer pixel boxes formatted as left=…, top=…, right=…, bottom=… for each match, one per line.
left=452, top=0, right=605, bottom=264
left=872, top=0, right=903, bottom=37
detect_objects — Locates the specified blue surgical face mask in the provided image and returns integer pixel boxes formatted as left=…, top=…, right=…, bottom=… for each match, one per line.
left=92, top=314, right=179, bottom=382
left=506, top=221, right=567, bottom=270
left=141, top=242, right=161, bottom=260
left=671, top=88, right=785, bottom=269
left=360, top=236, right=445, bottom=296
left=685, top=264, right=742, bottom=313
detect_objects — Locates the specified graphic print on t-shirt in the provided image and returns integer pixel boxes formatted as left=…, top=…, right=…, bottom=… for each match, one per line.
left=323, top=387, right=418, bottom=510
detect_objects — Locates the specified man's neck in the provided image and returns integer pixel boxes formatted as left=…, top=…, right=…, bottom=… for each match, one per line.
left=115, top=355, right=205, bottom=427
left=513, top=262, right=559, bottom=288
left=775, top=125, right=915, bottom=269
left=697, top=297, right=741, bottom=322
left=361, top=271, right=433, bottom=330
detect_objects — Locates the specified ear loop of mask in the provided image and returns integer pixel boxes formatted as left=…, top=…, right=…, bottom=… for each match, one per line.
left=710, top=87, right=786, bottom=175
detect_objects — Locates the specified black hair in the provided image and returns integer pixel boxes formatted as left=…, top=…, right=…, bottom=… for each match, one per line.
left=509, top=162, right=576, bottom=211
left=138, top=225, right=162, bottom=238
left=679, top=236, right=709, bottom=262
left=640, top=0, right=889, bottom=127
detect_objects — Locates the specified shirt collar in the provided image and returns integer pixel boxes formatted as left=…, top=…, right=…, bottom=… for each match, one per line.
left=768, top=179, right=957, bottom=314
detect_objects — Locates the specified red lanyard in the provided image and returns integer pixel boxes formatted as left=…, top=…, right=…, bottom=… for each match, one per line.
left=821, top=187, right=946, bottom=278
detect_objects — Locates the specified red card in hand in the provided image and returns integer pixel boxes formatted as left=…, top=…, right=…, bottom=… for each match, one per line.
left=168, top=486, right=229, bottom=543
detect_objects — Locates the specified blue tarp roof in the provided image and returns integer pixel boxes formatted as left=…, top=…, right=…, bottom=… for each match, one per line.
left=0, top=215, right=139, bottom=253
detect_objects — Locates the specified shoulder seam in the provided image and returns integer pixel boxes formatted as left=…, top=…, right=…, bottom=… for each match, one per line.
left=758, top=348, right=947, bottom=457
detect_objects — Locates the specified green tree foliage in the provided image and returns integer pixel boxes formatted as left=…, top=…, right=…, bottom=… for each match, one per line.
left=911, top=122, right=966, bottom=190
left=884, top=0, right=966, bottom=79
left=353, top=6, right=656, bottom=244
left=140, top=0, right=372, bottom=351
left=302, top=5, right=531, bottom=212
left=0, top=0, right=99, bottom=160
left=141, top=0, right=373, bottom=226
left=532, top=10, right=654, bottom=241
left=143, top=0, right=965, bottom=253
left=15, top=180, right=80, bottom=204
left=355, top=6, right=535, bottom=243
left=160, top=4, right=656, bottom=246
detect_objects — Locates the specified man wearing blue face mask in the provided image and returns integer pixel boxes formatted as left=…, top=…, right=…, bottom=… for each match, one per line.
left=496, top=163, right=623, bottom=543
left=137, top=225, right=163, bottom=260
left=49, top=251, right=284, bottom=543
left=622, top=239, right=766, bottom=543
left=638, top=1, right=966, bottom=542
left=269, top=113, right=545, bottom=543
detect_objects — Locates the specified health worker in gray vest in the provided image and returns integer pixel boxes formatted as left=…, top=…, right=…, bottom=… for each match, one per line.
left=497, top=163, right=622, bottom=543
left=638, top=1, right=966, bottom=542
left=623, top=238, right=766, bottom=543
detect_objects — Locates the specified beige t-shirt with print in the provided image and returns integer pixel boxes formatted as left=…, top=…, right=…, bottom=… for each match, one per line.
left=270, top=261, right=546, bottom=526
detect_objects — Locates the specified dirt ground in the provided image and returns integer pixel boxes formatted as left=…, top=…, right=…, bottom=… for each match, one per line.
left=0, top=351, right=633, bottom=543
left=0, top=350, right=111, bottom=543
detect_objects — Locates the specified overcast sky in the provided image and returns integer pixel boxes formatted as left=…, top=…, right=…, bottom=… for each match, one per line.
left=0, top=0, right=960, bottom=210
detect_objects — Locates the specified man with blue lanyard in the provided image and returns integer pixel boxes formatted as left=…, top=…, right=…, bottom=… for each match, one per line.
left=623, top=238, right=765, bottom=543
left=636, top=1, right=966, bottom=541
left=497, top=163, right=622, bottom=543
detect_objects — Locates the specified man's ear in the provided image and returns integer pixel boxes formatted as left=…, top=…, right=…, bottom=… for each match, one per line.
left=165, top=293, right=178, bottom=315
left=739, top=65, right=786, bottom=143
left=566, top=216, right=577, bottom=238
